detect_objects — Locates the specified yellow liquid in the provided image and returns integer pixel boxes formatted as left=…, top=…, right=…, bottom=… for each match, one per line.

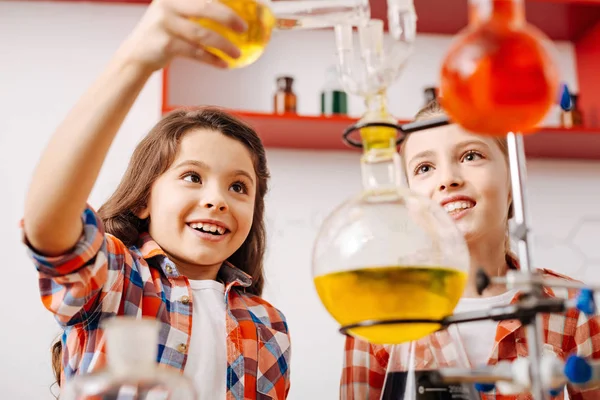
left=314, top=266, right=467, bottom=344
left=359, top=125, right=398, bottom=151
left=193, top=0, right=275, bottom=69
left=359, top=96, right=398, bottom=151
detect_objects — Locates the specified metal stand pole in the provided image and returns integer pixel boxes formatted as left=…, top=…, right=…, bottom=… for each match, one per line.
left=506, top=132, right=547, bottom=400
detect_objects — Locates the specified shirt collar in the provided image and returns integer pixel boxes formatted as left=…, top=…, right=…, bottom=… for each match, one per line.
left=135, top=232, right=252, bottom=288
left=507, top=253, right=556, bottom=298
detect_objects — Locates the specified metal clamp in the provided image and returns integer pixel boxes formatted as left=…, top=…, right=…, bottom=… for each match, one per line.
left=341, top=116, right=451, bottom=149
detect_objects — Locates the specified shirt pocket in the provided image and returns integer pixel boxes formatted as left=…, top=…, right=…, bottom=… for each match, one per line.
left=256, top=324, right=291, bottom=399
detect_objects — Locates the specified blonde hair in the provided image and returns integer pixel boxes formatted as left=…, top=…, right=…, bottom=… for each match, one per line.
left=403, top=99, right=516, bottom=267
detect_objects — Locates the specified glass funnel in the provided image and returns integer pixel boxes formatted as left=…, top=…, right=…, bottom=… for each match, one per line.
left=439, top=0, right=560, bottom=136
left=312, top=142, right=470, bottom=345
left=194, top=0, right=371, bottom=68
left=334, top=3, right=416, bottom=150
left=60, top=317, right=197, bottom=400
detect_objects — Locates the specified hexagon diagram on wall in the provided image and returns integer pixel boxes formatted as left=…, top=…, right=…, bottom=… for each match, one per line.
left=524, top=216, right=600, bottom=283
left=568, top=218, right=600, bottom=262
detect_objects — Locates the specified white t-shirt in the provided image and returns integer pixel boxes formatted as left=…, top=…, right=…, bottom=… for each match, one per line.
left=453, top=289, right=519, bottom=367
left=183, top=279, right=227, bottom=400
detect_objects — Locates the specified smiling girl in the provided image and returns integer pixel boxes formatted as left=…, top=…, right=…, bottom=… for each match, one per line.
left=22, top=0, right=290, bottom=398
left=340, top=99, right=600, bottom=400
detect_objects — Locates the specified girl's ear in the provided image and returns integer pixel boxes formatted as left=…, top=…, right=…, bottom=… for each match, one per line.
left=136, top=206, right=150, bottom=220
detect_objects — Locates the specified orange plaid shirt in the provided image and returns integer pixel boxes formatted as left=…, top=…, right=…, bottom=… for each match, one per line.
left=24, top=206, right=291, bottom=399
left=340, top=268, right=600, bottom=400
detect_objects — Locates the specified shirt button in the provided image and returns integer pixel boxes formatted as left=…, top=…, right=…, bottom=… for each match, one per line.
left=165, top=264, right=173, bottom=274
left=177, top=343, right=188, bottom=353
left=181, top=295, right=190, bottom=305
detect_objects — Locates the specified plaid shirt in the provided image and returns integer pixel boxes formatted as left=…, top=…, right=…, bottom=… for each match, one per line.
left=341, top=268, right=600, bottom=400
left=24, top=206, right=291, bottom=399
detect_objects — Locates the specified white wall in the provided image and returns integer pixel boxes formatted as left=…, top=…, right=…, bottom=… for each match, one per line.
left=0, top=2, right=162, bottom=398
left=1, top=2, right=600, bottom=400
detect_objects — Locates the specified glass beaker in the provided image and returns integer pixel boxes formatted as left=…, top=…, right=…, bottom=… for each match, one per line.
left=439, top=0, right=560, bottom=136
left=382, top=327, right=481, bottom=400
left=193, top=0, right=371, bottom=68
left=60, top=317, right=197, bottom=400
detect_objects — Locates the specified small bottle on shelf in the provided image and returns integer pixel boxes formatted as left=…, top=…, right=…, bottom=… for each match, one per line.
left=274, top=76, right=297, bottom=114
left=561, top=94, right=584, bottom=128
left=571, top=94, right=583, bottom=127
left=321, top=65, right=348, bottom=117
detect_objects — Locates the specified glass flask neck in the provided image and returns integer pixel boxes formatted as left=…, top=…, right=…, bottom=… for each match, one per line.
left=365, top=91, right=388, bottom=116
left=361, top=147, right=403, bottom=192
left=468, top=0, right=525, bottom=28
left=359, top=91, right=398, bottom=151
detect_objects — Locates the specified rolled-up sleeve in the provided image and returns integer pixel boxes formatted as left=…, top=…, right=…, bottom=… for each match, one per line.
left=23, top=206, right=127, bottom=327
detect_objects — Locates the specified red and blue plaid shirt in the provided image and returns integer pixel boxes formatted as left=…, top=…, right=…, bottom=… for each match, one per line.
left=24, top=206, right=291, bottom=399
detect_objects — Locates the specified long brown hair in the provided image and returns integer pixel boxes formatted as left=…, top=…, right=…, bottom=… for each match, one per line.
left=51, top=107, right=270, bottom=387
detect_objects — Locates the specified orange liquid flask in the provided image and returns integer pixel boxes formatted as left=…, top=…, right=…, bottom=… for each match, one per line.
left=440, top=0, right=560, bottom=136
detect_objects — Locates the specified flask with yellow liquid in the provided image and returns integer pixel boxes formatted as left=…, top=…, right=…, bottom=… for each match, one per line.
left=193, top=0, right=371, bottom=68
left=312, top=6, right=470, bottom=345
left=312, top=146, right=470, bottom=345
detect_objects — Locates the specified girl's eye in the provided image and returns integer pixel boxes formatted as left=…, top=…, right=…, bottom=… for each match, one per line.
left=182, top=172, right=201, bottom=184
left=462, top=151, right=483, bottom=162
left=230, top=181, right=248, bottom=194
left=415, top=164, right=433, bottom=175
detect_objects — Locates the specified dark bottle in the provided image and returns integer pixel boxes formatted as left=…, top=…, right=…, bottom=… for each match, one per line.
left=274, top=76, right=297, bottom=114
left=561, top=93, right=584, bottom=128
left=321, top=65, right=348, bottom=116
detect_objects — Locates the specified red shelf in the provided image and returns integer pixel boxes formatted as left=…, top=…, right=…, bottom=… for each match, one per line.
left=522, top=127, right=600, bottom=159
left=163, top=107, right=600, bottom=160
left=163, top=107, right=359, bottom=151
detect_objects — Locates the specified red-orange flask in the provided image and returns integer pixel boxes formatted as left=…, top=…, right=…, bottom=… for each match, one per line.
left=440, top=0, right=559, bottom=136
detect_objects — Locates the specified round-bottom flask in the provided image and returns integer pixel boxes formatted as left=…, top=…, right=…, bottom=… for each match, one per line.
left=440, top=0, right=559, bottom=135
left=312, top=150, right=470, bottom=345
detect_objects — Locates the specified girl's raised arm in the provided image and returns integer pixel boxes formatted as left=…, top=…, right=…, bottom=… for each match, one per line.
left=23, top=0, right=246, bottom=256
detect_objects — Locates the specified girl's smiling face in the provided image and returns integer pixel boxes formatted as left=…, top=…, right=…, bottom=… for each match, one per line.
left=402, top=123, right=512, bottom=245
left=139, top=128, right=256, bottom=277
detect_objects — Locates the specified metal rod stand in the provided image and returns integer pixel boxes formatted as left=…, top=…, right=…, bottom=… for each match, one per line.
left=506, top=132, right=547, bottom=400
